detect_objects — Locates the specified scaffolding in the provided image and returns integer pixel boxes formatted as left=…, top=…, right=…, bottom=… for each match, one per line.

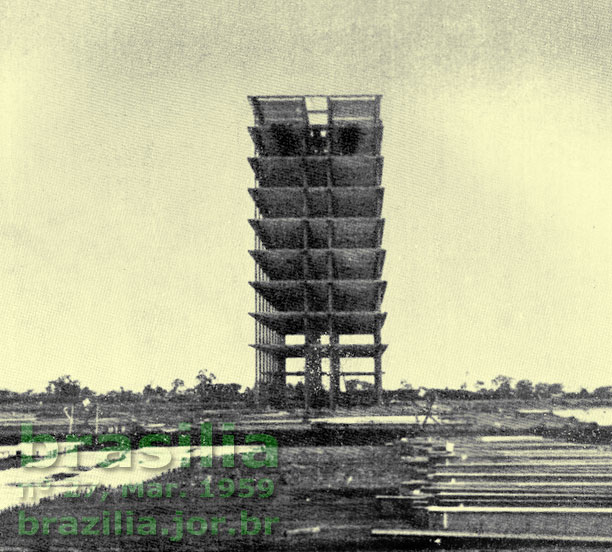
left=248, top=95, right=387, bottom=410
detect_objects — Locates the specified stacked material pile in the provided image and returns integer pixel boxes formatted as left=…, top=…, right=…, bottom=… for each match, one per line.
left=373, top=435, right=612, bottom=546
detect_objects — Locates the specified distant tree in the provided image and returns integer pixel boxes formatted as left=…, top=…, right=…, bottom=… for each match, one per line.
left=242, top=386, right=256, bottom=407
left=141, top=384, right=166, bottom=401
left=515, top=379, right=534, bottom=400
left=344, top=379, right=375, bottom=406
left=196, top=369, right=216, bottom=386
left=212, top=383, right=241, bottom=402
left=0, top=389, right=16, bottom=403
left=46, top=375, right=82, bottom=402
left=104, top=387, right=137, bottom=403
left=593, top=386, right=612, bottom=398
left=345, top=379, right=373, bottom=393
left=492, top=374, right=513, bottom=388
left=171, top=379, right=185, bottom=395
left=534, top=382, right=564, bottom=399
left=119, top=386, right=137, bottom=402
left=195, top=369, right=217, bottom=400
left=548, top=383, right=564, bottom=395
left=491, top=375, right=514, bottom=398
left=291, top=382, right=305, bottom=404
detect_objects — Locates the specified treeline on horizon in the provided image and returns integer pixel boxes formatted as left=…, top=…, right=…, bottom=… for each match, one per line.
left=1, top=372, right=612, bottom=407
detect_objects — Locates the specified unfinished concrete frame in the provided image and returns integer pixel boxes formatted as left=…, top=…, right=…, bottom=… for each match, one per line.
left=248, top=95, right=387, bottom=410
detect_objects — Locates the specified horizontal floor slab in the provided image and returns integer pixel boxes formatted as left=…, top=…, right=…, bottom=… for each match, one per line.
left=250, top=218, right=384, bottom=249
left=249, top=124, right=383, bottom=157
left=249, top=187, right=384, bottom=218
left=249, top=95, right=381, bottom=126
left=251, top=280, right=386, bottom=312
left=250, top=343, right=387, bottom=358
left=248, top=156, right=383, bottom=187
left=250, top=311, right=387, bottom=334
left=250, top=249, right=385, bottom=280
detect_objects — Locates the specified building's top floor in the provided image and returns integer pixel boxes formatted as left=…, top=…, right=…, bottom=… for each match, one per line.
left=248, top=95, right=382, bottom=126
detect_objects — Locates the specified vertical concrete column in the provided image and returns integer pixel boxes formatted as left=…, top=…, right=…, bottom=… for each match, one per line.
left=302, top=221, right=310, bottom=413
left=270, top=356, right=286, bottom=408
left=276, top=357, right=286, bottom=389
left=374, top=324, right=383, bottom=406
left=329, top=332, right=341, bottom=410
left=305, top=327, right=323, bottom=410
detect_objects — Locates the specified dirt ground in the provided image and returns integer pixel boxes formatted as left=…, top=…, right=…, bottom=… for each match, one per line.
left=0, top=400, right=609, bottom=550
left=0, top=444, right=406, bottom=550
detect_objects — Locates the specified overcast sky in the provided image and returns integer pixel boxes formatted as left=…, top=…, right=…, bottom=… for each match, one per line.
left=2, top=0, right=611, bottom=393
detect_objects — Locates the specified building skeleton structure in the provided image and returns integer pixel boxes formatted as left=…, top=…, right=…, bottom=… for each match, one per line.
left=248, top=95, right=387, bottom=410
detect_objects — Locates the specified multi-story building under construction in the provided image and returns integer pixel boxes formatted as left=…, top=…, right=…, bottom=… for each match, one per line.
left=248, top=95, right=387, bottom=410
